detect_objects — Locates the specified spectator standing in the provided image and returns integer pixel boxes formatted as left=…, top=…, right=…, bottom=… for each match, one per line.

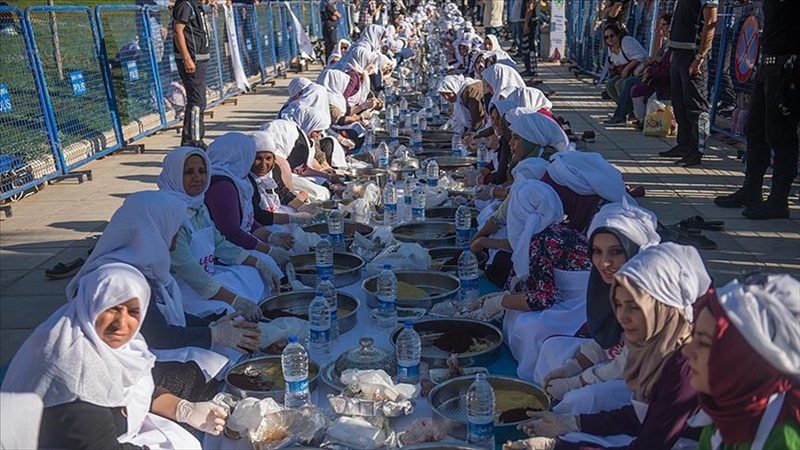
left=482, top=0, right=504, bottom=37
left=508, top=0, right=525, bottom=55
left=714, top=1, right=800, bottom=219
left=600, top=0, right=632, bottom=31
left=357, top=0, right=377, bottom=31
left=520, top=0, right=538, bottom=77
left=173, top=0, right=211, bottom=150
left=602, top=23, right=647, bottom=125
left=321, top=0, right=341, bottom=61
left=659, top=0, right=718, bottom=167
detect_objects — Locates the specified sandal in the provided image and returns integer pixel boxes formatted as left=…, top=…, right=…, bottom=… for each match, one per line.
left=626, top=184, right=646, bottom=198
left=582, top=130, right=596, bottom=143
left=45, top=258, right=85, bottom=280
left=658, top=223, right=718, bottom=250
left=679, top=215, right=725, bottom=231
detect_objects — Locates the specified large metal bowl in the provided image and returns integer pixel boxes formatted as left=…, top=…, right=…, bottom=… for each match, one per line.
left=302, top=220, right=374, bottom=248
left=225, top=355, right=320, bottom=401
left=425, top=206, right=481, bottom=229
left=402, top=444, right=485, bottom=450
left=428, top=156, right=477, bottom=170
left=416, top=149, right=453, bottom=158
left=259, top=289, right=361, bottom=334
left=392, top=222, right=456, bottom=247
left=290, top=252, right=365, bottom=287
left=361, top=271, right=460, bottom=309
left=428, top=375, right=550, bottom=444
left=389, top=318, right=502, bottom=368
left=317, top=198, right=355, bottom=213
left=429, top=247, right=489, bottom=272
left=422, top=131, right=455, bottom=143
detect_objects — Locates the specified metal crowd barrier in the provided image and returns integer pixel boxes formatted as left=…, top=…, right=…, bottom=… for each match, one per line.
left=143, top=5, right=184, bottom=128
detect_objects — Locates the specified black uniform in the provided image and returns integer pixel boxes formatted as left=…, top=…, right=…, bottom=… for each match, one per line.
left=321, top=0, right=340, bottom=60
left=172, top=0, right=210, bottom=148
left=716, top=0, right=800, bottom=218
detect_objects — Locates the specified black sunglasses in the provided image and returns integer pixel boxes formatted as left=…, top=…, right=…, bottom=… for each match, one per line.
left=604, top=34, right=616, bottom=40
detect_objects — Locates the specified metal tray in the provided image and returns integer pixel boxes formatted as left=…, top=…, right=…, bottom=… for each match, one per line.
left=429, top=247, right=488, bottom=273
left=361, top=271, right=460, bottom=309
left=427, top=156, right=477, bottom=170
left=259, top=289, right=361, bottom=334
left=289, top=252, right=365, bottom=287
left=302, top=221, right=374, bottom=248
left=224, top=355, right=320, bottom=401
left=425, top=207, right=481, bottom=229
left=392, top=222, right=456, bottom=247
left=389, top=318, right=502, bottom=368
left=428, top=375, right=550, bottom=444
left=422, top=131, right=455, bottom=143
left=416, top=149, right=453, bottom=158
left=401, top=443, right=486, bottom=450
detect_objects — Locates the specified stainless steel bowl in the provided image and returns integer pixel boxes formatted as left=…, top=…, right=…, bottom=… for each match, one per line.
left=422, top=131, right=455, bottom=143
left=290, top=252, right=365, bottom=287
left=361, top=271, right=460, bottom=309
left=225, top=355, right=320, bottom=401
left=428, top=156, right=477, bottom=170
left=429, top=247, right=489, bottom=272
left=317, top=198, right=355, bottom=213
left=392, top=222, right=456, bottom=247
left=259, top=289, right=361, bottom=334
left=417, top=149, right=453, bottom=158
left=425, top=207, right=481, bottom=229
left=389, top=318, right=502, bottom=368
left=302, top=221, right=374, bottom=248
left=402, top=443, right=486, bottom=450
left=428, top=375, right=550, bottom=444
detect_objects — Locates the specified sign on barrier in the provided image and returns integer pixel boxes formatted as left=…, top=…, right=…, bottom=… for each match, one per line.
left=256, top=4, right=279, bottom=78
left=232, top=4, right=264, bottom=85
left=734, top=15, right=759, bottom=84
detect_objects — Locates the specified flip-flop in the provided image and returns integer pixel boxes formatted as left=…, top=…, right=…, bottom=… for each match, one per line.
left=658, top=223, right=718, bottom=250
left=626, top=184, right=646, bottom=198
left=582, top=130, right=596, bottom=143
left=45, top=258, right=85, bottom=280
left=679, top=216, right=725, bottom=231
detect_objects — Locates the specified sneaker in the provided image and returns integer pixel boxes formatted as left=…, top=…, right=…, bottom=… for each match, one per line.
left=659, top=145, right=689, bottom=157
left=742, top=199, right=790, bottom=220
left=675, top=151, right=702, bottom=167
left=714, top=188, right=762, bottom=209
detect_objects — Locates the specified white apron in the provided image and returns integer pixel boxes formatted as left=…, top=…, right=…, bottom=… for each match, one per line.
left=503, top=269, right=590, bottom=382
left=533, top=336, right=588, bottom=385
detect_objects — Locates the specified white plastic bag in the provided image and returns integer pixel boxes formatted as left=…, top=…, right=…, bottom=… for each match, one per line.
left=645, top=92, right=667, bottom=116
left=425, top=186, right=449, bottom=208
left=366, top=243, right=431, bottom=275
left=292, top=227, right=321, bottom=254
left=259, top=317, right=309, bottom=348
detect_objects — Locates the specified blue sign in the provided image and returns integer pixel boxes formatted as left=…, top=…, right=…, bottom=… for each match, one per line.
left=70, top=71, right=87, bottom=96
left=0, top=84, right=12, bottom=114
left=264, top=36, right=269, bottom=48
left=126, top=61, right=139, bottom=81
left=246, top=38, right=252, bottom=52
left=169, top=54, right=177, bottom=73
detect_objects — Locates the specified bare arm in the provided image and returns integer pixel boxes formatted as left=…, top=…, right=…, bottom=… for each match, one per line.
left=173, top=22, right=196, bottom=73
left=689, top=5, right=717, bottom=75
left=151, top=391, right=182, bottom=421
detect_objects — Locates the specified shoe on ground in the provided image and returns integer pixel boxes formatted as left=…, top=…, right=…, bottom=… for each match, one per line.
left=633, top=120, right=644, bottom=131
left=604, top=116, right=627, bottom=125
left=659, top=145, right=689, bottom=157
left=742, top=199, right=790, bottom=220
left=601, top=91, right=612, bottom=100
left=714, top=188, right=762, bottom=209
left=675, top=151, right=703, bottom=167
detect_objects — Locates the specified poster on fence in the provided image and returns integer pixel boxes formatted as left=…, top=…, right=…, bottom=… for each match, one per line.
left=548, top=0, right=566, bottom=60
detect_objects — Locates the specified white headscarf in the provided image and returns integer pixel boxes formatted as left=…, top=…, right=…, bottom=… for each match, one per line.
left=506, top=107, right=571, bottom=152
left=715, top=275, right=800, bottom=374
left=318, top=69, right=350, bottom=112
left=259, top=119, right=300, bottom=160
left=505, top=86, right=553, bottom=111
left=65, top=191, right=187, bottom=326
left=280, top=84, right=332, bottom=135
left=359, top=24, right=386, bottom=52
left=481, top=64, right=526, bottom=103
left=511, top=157, right=550, bottom=184
left=616, top=242, right=711, bottom=322
left=157, top=147, right=209, bottom=209
left=249, top=132, right=281, bottom=212
left=547, top=151, right=630, bottom=202
left=3, top=263, right=155, bottom=408
left=207, top=132, right=257, bottom=232
left=287, top=77, right=312, bottom=99
left=336, top=45, right=375, bottom=106
left=437, top=74, right=475, bottom=95
left=587, top=200, right=661, bottom=248
left=507, top=180, right=565, bottom=285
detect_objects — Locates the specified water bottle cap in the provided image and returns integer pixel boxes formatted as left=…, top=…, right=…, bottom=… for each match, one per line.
left=460, top=202, right=466, bottom=206
left=331, top=205, right=338, bottom=210
left=404, top=321, right=413, bottom=328
left=383, top=263, right=392, bottom=270
left=321, top=274, right=330, bottom=281
left=315, top=291, right=323, bottom=297
left=288, top=335, right=298, bottom=343
left=320, top=234, right=328, bottom=239
left=463, top=245, right=470, bottom=251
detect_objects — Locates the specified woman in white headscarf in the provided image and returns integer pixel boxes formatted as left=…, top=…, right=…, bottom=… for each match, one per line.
left=318, top=69, right=375, bottom=127
left=511, top=243, right=710, bottom=450
left=356, top=23, right=385, bottom=52
left=438, top=74, right=486, bottom=134
left=504, top=86, right=553, bottom=112
left=3, top=263, right=228, bottom=449
left=484, top=34, right=510, bottom=60
left=158, top=147, right=279, bottom=322
left=337, top=45, right=378, bottom=108
left=481, top=63, right=526, bottom=104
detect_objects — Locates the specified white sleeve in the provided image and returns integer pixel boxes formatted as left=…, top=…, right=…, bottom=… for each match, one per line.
left=581, top=346, right=628, bottom=385
left=621, top=36, right=648, bottom=62
left=578, top=340, right=610, bottom=365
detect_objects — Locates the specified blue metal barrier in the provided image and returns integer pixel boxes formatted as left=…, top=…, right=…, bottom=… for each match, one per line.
left=271, top=3, right=291, bottom=72
left=310, top=1, right=323, bottom=42
left=95, top=5, right=163, bottom=145
left=232, top=4, right=263, bottom=86
left=143, top=5, right=183, bottom=128
left=336, top=2, right=350, bottom=40
left=256, top=4, right=279, bottom=79
left=26, top=6, right=121, bottom=172
left=0, top=6, right=62, bottom=202
left=202, top=5, right=225, bottom=107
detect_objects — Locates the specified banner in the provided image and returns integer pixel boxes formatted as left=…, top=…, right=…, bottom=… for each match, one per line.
left=548, top=0, right=566, bottom=60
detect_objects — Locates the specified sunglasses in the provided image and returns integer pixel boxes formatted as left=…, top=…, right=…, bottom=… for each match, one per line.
left=604, top=34, right=616, bottom=40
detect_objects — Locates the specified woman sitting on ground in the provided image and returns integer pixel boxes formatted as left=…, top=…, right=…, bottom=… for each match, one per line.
left=438, top=74, right=487, bottom=135
left=629, top=14, right=673, bottom=129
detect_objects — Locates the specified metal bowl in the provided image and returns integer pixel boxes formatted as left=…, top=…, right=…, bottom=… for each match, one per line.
left=361, top=271, right=460, bottom=309
left=389, top=318, right=502, bottom=368
left=289, top=252, right=365, bottom=287
left=392, top=222, right=456, bottom=247
left=225, top=355, right=320, bottom=401
left=302, top=220, right=374, bottom=247
left=320, top=336, right=397, bottom=391
left=402, top=443, right=486, bottom=450
left=259, top=289, right=361, bottom=334
left=425, top=207, right=481, bottom=229
left=428, top=156, right=477, bottom=170
left=317, top=198, right=355, bottom=213
left=416, top=149, right=453, bottom=158
left=429, top=247, right=489, bottom=272
left=422, top=131, right=455, bottom=143
left=428, top=375, right=550, bottom=444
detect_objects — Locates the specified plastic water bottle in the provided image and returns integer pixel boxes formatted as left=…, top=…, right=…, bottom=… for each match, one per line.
left=383, top=180, right=398, bottom=226
left=328, top=205, right=345, bottom=252
left=412, top=184, right=426, bottom=221
left=375, top=264, right=398, bottom=331
left=426, top=159, right=439, bottom=188
left=420, top=116, right=428, bottom=132
left=282, top=336, right=310, bottom=408
left=318, top=275, right=338, bottom=344
left=396, top=321, right=421, bottom=384
left=364, top=131, right=375, bottom=154
left=400, top=97, right=408, bottom=118
left=403, top=175, right=415, bottom=220
left=412, top=127, right=423, bottom=153
left=698, top=111, right=709, bottom=154
left=392, top=104, right=401, bottom=125
left=466, top=372, right=495, bottom=448
left=369, top=113, right=381, bottom=131
left=315, top=234, right=333, bottom=282
left=458, top=245, right=480, bottom=306
left=308, top=291, right=331, bottom=357
left=432, top=103, right=441, bottom=121
left=386, top=104, right=395, bottom=124
left=455, top=203, right=472, bottom=246
left=389, top=124, right=400, bottom=152
left=452, top=133, right=464, bottom=156
left=477, top=142, right=488, bottom=169
left=377, top=140, right=390, bottom=168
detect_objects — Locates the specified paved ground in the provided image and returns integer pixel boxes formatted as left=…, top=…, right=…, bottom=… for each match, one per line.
left=1, top=62, right=797, bottom=366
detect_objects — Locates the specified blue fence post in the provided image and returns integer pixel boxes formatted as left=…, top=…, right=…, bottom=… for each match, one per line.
left=141, top=6, right=168, bottom=131
left=708, top=2, right=733, bottom=132
left=248, top=4, right=268, bottom=84
left=256, top=4, right=278, bottom=80
left=142, top=5, right=184, bottom=128
left=92, top=6, right=126, bottom=149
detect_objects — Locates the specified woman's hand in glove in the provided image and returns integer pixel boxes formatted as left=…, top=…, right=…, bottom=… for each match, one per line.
left=268, top=232, right=294, bottom=250
left=175, top=399, right=228, bottom=435
left=298, top=202, right=322, bottom=215
left=479, top=292, right=506, bottom=319
left=231, top=295, right=263, bottom=322
left=542, top=358, right=583, bottom=390
left=518, top=412, right=579, bottom=438
left=503, top=437, right=557, bottom=450
left=255, top=259, right=280, bottom=292
left=545, top=375, right=583, bottom=400
left=210, top=312, right=261, bottom=353
left=268, top=246, right=291, bottom=267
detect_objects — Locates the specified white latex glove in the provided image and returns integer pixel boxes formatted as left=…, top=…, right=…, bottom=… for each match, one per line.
left=503, top=437, right=557, bottom=450
left=298, top=203, right=322, bottom=215
left=268, top=246, right=291, bottom=267
left=255, top=258, right=280, bottom=292
left=268, top=232, right=294, bottom=250
left=288, top=212, right=315, bottom=225
left=210, top=312, right=261, bottom=353
left=231, top=295, right=263, bottom=322
left=475, top=184, right=495, bottom=200
left=545, top=375, right=583, bottom=400
left=518, top=412, right=579, bottom=438
left=341, top=138, right=356, bottom=150
left=480, top=292, right=506, bottom=319
left=542, top=358, right=583, bottom=390
left=175, top=399, right=228, bottom=435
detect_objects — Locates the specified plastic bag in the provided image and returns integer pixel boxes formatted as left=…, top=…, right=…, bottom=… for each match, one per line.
left=326, top=416, right=387, bottom=450
left=644, top=94, right=676, bottom=137
left=228, top=397, right=284, bottom=434
left=259, top=317, right=309, bottom=348
left=398, top=418, right=447, bottom=446
left=291, top=227, right=321, bottom=254
left=250, top=406, right=325, bottom=450
left=366, top=243, right=431, bottom=275
left=425, top=186, right=449, bottom=208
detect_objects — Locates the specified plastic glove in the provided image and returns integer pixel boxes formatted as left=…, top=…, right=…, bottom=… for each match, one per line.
left=518, top=412, right=579, bottom=438
left=475, top=184, right=495, bottom=200
left=461, top=169, right=482, bottom=187
left=542, top=358, right=583, bottom=390
left=503, top=437, right=557, bottom=450
left=288, top=212, right=315, bottom=225
left=268, top=246, right=291, bottom=267
left=298, top=202, right=321, bottom=215
left=480, top=292, right=506, bottom=319
left=545, top=375, right=583, bottom=400
left=175, top=399, right=228, bottom=435
left=231, top=295, right=263, bottom=322
left=255, top=259, right=280, bottom=292
left=268, top=232, right=294, bottom=250
left=210, top=312, right=261, bottom=353
left=341, top=138, right=356, bottom=150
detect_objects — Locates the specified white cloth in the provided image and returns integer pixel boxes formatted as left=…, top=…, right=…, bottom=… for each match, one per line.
left=506, top=180, right=564, bottom=286
left=280, top=84, right=333, bottom=135
left=221, top=3, right=250, bottom=92
left=358, top=24, right=385, bottom=52
left=608, top=35, right=648, bottom=67
left=506, top=108, right=570, bottom=152
left=616, top=243, right=711, bottom=322
left=511, top=157, right=550, bottom=185
left=553, top=379, right=631, bottom=415
left=208, top=132, right=257, bottom=232
left=259, top=119, right=300, bottom=160
left=715, top=275, right=800, bottom=375
left=587, top=200, right=660, bottom=248
left=481, top=64, right=525, bottom=103
left=0, top=391, right=43, bottom=449
left=287, top=77, right=312, bottom=99
left=319, top=69, right=350, bottom=112
left=546, top=151, right=629, bottom=201
left=292, top=174, right=331, bottom=201
left=505, top=86, right=553, bottom=111
left=285, top=3, right=314, bottom=59
left=157, top=147, right=209, bottom=208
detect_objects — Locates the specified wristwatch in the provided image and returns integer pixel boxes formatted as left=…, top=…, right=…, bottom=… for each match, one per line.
left=694, top=52, right=705, bottom=61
